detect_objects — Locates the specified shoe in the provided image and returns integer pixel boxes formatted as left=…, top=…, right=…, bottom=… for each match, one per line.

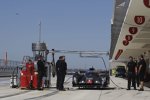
left=59, top=89, right=66, bottom=91
left=126, top=88, right=130, bottom=90
left=138, top=88, right=144, bottom=91
left=38, top=88, right=43, bottom=91
left=134, top=87, right=137, bottom=90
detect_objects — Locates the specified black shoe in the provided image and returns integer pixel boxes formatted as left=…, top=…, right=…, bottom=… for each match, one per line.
left=38, top=88, right=43, bottom=91
left=59, top=89, right=66, bottom=91
left=134, top=87, right=137, bottom=90
left=138, top=88, right=144, bottom=91
left=126, top=88, right=130, bottom=90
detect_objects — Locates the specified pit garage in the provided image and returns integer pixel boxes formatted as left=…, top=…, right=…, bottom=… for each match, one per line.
left=110, top=0, right=150, bottom=81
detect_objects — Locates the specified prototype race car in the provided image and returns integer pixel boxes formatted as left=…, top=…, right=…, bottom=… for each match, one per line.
left=72, top=68, right=110, bottom=88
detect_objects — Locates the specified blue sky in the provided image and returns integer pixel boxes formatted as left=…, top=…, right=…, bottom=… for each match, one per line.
left=0, top=0, right=113, bottom=69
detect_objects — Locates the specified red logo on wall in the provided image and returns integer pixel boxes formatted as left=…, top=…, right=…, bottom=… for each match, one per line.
left=134, top=16, right=145, bottom=25
left=143, top=0, right=150, bottom=8
left=123, top=40, right=129, bottom=46
left=115, top=49, right=123, bottom=60
left=129, top=27, right=138, bottom=35
left=125, top=35, right=133, bottom=41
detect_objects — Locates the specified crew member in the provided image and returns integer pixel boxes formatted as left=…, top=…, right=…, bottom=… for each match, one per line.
left=37, top=56, right=45, bottom=90
left=138, top=55, right=146, bottom=91
left=26, top=59, right=34, bottom=89
left=136, top=57, right=141, bottom=87
left=56, top=57, right=61, bottom=90
left=26, top=59, right=34, bottom=75
left=56, top=56, right=67, bottom=91
left=127, top=56, right=137, bottom=90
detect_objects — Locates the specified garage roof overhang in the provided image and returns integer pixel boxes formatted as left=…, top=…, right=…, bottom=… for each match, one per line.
left=111, top=0, right=150, bottom=61
left=110, top=0, right=130, bottom=59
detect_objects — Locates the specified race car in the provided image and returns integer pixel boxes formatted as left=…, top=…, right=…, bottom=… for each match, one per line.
left=72, top=68, right=110, bottom=88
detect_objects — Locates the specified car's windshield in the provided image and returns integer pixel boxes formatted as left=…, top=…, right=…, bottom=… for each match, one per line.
left=85, top=72, right=98, bottom=77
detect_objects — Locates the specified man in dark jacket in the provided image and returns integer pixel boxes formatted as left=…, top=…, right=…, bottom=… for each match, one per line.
left=37, top=56, right=45, bottom=90
left=138, top=55, right=146, bottom=91
left=135, top=57, right=141, bottom=87
left=56, top=56, right=67, bottom=91
left=127, top=56, right=137, bottom=90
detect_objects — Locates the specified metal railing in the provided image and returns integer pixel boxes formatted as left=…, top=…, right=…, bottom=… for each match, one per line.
left=0, top=59, right=21, bottom=77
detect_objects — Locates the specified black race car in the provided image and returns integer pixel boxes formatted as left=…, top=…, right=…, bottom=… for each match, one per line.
left=72, top=68, right=110, bottom=88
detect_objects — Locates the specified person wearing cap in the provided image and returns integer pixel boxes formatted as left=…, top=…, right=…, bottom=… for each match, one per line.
left=138, top=55, right=146, bottom=91
left=56, top=56, right=67, bottom=91
left=37, top=56, right=45, bottom=90
left=127, top=56, right=137, bottom=90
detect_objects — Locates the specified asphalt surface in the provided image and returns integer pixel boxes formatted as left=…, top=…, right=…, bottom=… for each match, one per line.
left=0, top=76, right=150, bottom=100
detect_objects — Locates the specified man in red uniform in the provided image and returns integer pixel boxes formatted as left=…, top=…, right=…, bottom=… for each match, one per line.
left=26, top=59, right=34, bottom=75
left=26, top=59, right=34, bottom=89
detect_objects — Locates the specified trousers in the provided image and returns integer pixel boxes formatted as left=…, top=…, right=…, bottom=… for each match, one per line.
left=128, top=72, right=136, bottom=89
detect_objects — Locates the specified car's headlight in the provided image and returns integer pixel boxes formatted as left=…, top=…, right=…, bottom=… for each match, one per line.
left=79, top=80, right=85, bottom=83
left=95, top=80, right=100, bottom=83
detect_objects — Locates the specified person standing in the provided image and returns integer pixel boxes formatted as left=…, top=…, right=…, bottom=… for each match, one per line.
left=37, top=56, right=45, bottom=90
left=138, top=55, right=146, bottom=91
left=136, top=57, right=141, bottom=87
left=127, top=56, right=137, bottom=90
left=26, top=59, right=34, bottom=89
left=56, top=56, right=67, bottom=91
left=56, top=57, right=61, bottom=90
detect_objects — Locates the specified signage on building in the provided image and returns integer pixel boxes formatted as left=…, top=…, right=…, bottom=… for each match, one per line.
left=143, top=0, right=150, bottom=8
left=134, top=16, right=145, bottom=25
left=115, top=49, right=123, bottom=60
left=129, top=27, right=138, bottom=34
left=125, top=35, right=133, bottom=41
left=123, top=40, right=129, bottom=46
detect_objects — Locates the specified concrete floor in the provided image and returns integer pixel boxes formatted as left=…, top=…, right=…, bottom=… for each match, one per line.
left=0, top=76, right=150, bottom=100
